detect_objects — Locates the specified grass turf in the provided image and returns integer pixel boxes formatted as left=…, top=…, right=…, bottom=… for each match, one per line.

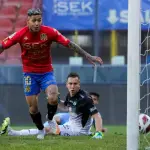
left=0, top=126, right=149, bottom=150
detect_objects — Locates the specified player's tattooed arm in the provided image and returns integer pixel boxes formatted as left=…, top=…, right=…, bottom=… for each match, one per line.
left=68, top=41, right=91, bottom=59
left=68, top=41, right=103, bottom=65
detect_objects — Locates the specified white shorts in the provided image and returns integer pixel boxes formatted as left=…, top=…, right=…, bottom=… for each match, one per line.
left=59, top=122, right=91, bottom=136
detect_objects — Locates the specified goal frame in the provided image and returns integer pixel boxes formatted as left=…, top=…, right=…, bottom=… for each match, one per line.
left=127, top=0, right=141, bottom=149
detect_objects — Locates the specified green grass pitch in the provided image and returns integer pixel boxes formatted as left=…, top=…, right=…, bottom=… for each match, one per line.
left=0, top=126, right=149, bottom=150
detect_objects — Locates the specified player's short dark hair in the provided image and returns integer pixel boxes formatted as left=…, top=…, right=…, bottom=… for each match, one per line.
left=27, top=8, right=42, bottom=16
left=67, top=72, right=80, bottom=79
left=89, top=92, right=100, bottom=99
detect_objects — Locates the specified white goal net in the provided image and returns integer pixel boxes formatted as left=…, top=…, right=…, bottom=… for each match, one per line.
left=128, top=0, right=150, bottom=150
left=140, top=4, right=150, bottom=149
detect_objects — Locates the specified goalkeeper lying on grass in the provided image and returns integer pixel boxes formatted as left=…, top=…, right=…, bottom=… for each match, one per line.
left=0, top=73, right=105, bottom=139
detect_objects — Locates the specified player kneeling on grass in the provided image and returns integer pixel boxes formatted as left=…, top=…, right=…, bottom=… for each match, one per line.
left=0, top=73, right=104, bottom=139
left=56, top=72, right=104, bottom=138
left=0, top=117, right=60, bottom=136
left=56, top=92, right=107, bottom=133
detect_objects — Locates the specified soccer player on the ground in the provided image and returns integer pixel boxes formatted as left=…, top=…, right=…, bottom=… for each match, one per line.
left=0, top=93, right=106, bottom=136
left=55, top=72, right=104, bottom=138
left=0, top=73, right=104, bottom=139
left=0, top=8, right=103, bottom=139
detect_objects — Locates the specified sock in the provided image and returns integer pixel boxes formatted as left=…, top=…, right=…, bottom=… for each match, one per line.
left=8, top=130, right=22, bottom=136
left=8, top=129, right=39, bottom=136
left=20, top=129, right=39, bottom=135
left=47, top=103, right=58, bottom=120
left=30, top=112, right=44, bottom=130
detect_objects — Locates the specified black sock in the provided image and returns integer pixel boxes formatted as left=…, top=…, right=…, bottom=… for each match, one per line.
left=30, top=112, right=44, bottom=130
left=47, top=103, right=58, bottom=120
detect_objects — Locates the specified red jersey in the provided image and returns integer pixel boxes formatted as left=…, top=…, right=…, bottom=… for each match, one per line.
left=2, top=26, right=70, bottom=73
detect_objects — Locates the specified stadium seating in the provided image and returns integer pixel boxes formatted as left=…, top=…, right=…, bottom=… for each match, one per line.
left=15, top=19, right=27, bottom=31
left=0, top=31, right=8, bottom=42
left=18, top=6, right=32, bottom=19
left=0, top=51, right=7, bottom=62
left=6, top=44, right=21, bottom=59
left=0, top=19, right=13, bottom=32
left=5, top=44, right=21, bottom=64
left=4, top=58, right=21, bottom=64
left=0, top=6, right=17, bottom=20
left=3, top=0, right=21, bottom=7
left=0, top=0, right=42, bottom=64
left=5, top=43, right=21, bottom=64
left=4, top=0, right=32, bottom=7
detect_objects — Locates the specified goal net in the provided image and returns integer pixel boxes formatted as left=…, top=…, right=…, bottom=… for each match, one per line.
left=127, top=0, right=150, bottom=149
left=140, top=4, right=150, bottom=150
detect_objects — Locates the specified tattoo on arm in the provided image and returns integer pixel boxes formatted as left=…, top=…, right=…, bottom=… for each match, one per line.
left=68, top=41, right=91, bottom=58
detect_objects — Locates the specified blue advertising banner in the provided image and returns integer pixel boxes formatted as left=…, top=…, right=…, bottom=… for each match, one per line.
left=43, top=0, right=150, bottom=30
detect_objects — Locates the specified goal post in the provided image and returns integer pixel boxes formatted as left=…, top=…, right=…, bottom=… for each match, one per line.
left=127, top=0, right=141, bottom=149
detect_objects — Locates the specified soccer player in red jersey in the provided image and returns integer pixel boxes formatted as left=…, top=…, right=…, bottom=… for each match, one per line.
left=0, top=8, right=103, bottom=139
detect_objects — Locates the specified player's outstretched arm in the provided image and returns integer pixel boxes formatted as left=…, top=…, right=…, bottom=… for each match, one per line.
left=53, top=28, right=103, bottom=65
left=91, top=113, right=104, bottom=139
left=68, top=41, right=103, bottom=66
left=92, top=112, right=103, bottom=132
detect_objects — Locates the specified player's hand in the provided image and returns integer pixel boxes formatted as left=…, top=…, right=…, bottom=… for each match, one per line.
left=87, top=56, right=103, bottom=66
left=92, top=131, right=103, bottom=139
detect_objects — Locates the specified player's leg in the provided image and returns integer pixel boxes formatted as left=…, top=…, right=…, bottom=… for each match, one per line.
left=23, top=73, right=45, bottom=139
left=41, top=72, right=58, bottom=121
left=8, top=129, right=39, bottom=136
left=26, top=96, right=44, bottom=134
left=46, top=85, right=58, bottom=120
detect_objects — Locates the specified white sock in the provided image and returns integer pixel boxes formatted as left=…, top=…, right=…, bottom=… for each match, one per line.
left=8, top=129, right=38, bottom=136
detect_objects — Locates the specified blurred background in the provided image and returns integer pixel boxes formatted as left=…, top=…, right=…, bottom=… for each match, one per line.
left=0, top=0, right=149, bottom=126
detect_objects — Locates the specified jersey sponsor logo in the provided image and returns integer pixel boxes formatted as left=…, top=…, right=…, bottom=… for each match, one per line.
left=24, top=76, right=31, bottom=85
left=40, top=33, right=47, bottom=41
left=22, top=42, right=48, bottom=50
left=90, top=106, right=97, bottom=113
left=25, top=86, right=31, bottom=92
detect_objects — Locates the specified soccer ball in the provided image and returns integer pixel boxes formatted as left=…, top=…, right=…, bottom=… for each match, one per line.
left=139, top=113, right=150, bottom=134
